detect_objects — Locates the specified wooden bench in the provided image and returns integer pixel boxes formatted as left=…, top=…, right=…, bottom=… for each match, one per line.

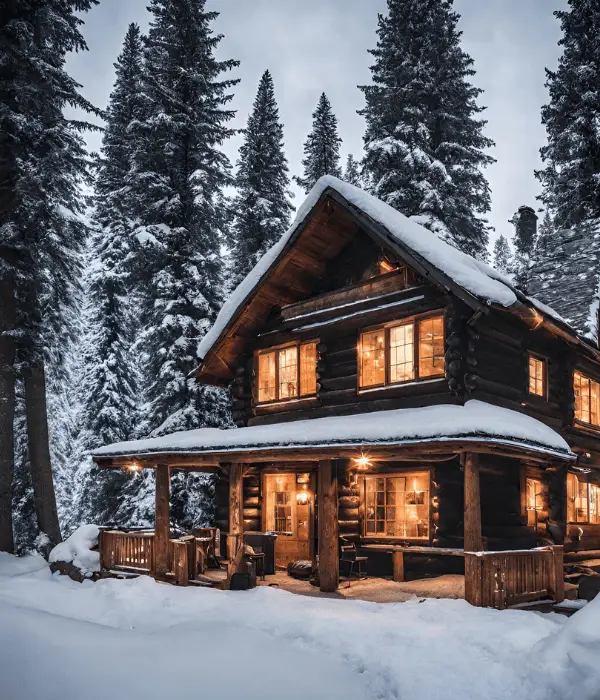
left=360, top=544, right=464, bottom=582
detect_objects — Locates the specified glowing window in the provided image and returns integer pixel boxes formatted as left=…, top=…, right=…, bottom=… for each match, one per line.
left=418, top=316, right=445, bottom=378
left=364, top=472, right=429, bottom=539
left=359, top=315, right=444, bottom=389
left=574, top=371, right=600, bottom=426
left=360, top=329, right=386, bottom=388
left=256, top=342, right=317, bottom=404
left=389, top=324, right=414, bottom=383
left=528, top=355, right=546, bottom=397
left=526, top=477, right=544, bottom=527
left=568, top=473, right=600, bottom=524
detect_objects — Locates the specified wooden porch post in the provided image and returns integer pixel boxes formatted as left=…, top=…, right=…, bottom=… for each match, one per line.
left=228, top=462, right=244, bottom=561
left=463, top=452, right=483, bottom=552
left=318, top=459, right=339, bottom=592
left=154, top=464, right=171, bottom=578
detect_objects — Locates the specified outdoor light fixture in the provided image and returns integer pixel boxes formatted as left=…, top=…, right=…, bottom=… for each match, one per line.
left=354, top=454, right=372, bottom=469
left=296, top=490, right=309, bottom=505
left=127, top=462, right=141, bottom=472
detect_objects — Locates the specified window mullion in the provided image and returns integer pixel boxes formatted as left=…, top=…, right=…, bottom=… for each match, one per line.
left=275, top=349, right=280, bottom=402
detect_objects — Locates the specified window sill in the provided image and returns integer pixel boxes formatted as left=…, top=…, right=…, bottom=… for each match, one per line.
left=572, top=421, right=600, bottom=436
left=254, top=395, right=319, bottom=414
left=358, top=377, right=445, bottom=395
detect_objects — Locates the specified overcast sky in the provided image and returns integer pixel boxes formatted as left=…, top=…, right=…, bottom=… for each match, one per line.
left=68, top=0, right=567, bottom=247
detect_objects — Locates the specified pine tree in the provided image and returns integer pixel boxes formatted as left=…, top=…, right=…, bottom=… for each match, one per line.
left=537, top=1, right=600, bottom=228
left=295, top=93, right=342, bottom=193
left=83, top=23, right=144, bottom=449
left=1, top=0, right=99, bottom=550
left=359, top=0, right=495, bottom=260
left=230, top=71, right=294, bottom=288
left=492, top=235, right=513, bottom=276
left=132, top=0, right=238, bottom=436
left=343, top=154, right=362, bottom=187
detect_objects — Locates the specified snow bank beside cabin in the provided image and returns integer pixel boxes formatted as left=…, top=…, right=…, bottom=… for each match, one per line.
left=0, top=553, right=598, bottom=700
left=93, top=400, right=573, bottom=460
left=49, top=524, right=100, bottom=576
left=533, top=593, right=600, bottom=700
left=198, top=175, right=519, bottom=362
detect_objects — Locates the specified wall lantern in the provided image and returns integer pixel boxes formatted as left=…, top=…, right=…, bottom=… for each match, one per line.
left=127, top=462, right=141, bottom=473
left=353, top=454, right=372, bottom=469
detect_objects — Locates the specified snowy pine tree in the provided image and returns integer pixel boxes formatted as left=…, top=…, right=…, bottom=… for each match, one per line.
left=1, top=0, right=98, bottom=550
left=538, top=1, right=600, bottom=228
left=534, top=211, right=555, bottom=265
left=132, top=0, right=238, bottom=437
left=510, top=206, right=538, bottom=291
left=295, top=93, right=342, bottom=193
left=82, top=23, right=144, bottom=449
left=343, top=154, right=363, bottom=187
left=230, top=71, right=294, bottom=289
left=359, top=0, right=495, bottom=260
left=492, top=235, right=513, bottom=276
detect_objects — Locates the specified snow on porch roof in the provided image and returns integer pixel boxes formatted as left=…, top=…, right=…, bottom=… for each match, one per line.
left=92, top=400, right=575, bottom=462
left=197, top=175, right=521, bottom=363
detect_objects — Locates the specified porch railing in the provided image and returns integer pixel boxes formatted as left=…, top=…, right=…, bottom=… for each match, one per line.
left=465, top=545, right=564, bottom=609
left=99, top=530, right=193, bottom=586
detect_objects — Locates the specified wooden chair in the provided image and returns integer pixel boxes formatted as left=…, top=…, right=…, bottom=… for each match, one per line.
left=193, top=527, right=222, bottom=571
left=340, top=538, right=368, bottom=587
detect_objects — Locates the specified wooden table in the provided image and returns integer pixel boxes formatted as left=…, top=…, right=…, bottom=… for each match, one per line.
left=361, top=544, right=465, bottom=582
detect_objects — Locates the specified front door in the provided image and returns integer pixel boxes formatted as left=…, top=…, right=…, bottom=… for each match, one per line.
left=263, top=473, right=312, bottom=568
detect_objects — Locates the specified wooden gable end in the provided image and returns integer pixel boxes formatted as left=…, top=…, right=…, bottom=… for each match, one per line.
left=198, top=194, right=450, bottom=386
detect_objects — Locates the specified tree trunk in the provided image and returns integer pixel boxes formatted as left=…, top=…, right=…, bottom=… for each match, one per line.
left=24, top=361, right=61, bottom=548
left=0, top=271, right=16, bottom=553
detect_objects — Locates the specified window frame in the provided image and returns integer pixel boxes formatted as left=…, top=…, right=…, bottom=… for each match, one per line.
left=254, top=340, right=318, bottom=406
left=361, top=470, right=432, bottom=542
left=573, top=369, right=600, bottom=429
left=527, top=353, right=548, bottom=400
left=358, top=312, right=445, bottom=392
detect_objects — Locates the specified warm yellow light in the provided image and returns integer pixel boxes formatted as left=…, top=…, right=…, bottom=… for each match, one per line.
left=127, top=463, right=141, bottom=472
left=354, top=454, right=372, bottom=469
left=296, top=491, right=309, bottom=505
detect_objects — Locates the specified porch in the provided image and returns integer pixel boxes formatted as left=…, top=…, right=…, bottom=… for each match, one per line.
left=92, top=401, right=576, bottom=609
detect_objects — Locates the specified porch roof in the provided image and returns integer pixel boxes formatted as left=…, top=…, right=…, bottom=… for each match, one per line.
left=92, top=400, right=575, bottom=466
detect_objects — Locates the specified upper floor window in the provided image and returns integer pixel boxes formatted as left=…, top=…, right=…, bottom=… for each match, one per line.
left=574, top=370, right=600, bottom=426
left=567, top=473, right=600, bottom=524
left=528, top=354, right=547, bottom=398
left=256, top=341, right=317, bottom=404
left=359, top=314, right=444, bottom=389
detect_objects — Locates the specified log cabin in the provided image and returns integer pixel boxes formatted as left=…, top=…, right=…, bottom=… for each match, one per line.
left=92, top=176, right=600, bottom=608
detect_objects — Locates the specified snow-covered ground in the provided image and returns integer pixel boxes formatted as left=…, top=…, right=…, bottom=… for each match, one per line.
left=0, top=553, right=598, bottom=700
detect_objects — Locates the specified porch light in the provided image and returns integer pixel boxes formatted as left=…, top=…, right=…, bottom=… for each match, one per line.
left=297, top=490, right=309, bottom=505
left=354, top=454, right=372, bottom=469
left=127, top=462, right=141, bottom=472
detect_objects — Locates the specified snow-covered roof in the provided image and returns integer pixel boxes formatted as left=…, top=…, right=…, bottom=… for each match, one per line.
left=92, top=400, right=575, bottom=461
left=198, top=176, right=520, bottom=362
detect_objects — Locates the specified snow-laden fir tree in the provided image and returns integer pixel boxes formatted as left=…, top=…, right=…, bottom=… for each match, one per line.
left=492, top=235, right=513, bottom=276
left=230, top=70, right=294, bottom=289
left=343, top=154, right=363, bottom=187
left=1, top=0, right=98, bottom=551
left=537, top=1, right=600, bottom=229
left=534, top=211, right=555, bottom=265
left=359, top=0, right=495, bottom=260
left=295, top=93, right=342, bottom=193
left=131, top=0, right=238, bottom=438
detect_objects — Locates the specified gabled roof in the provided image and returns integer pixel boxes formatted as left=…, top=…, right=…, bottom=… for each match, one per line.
left=92, top=400, right=575, bottom=463
left=197, top=176, right=600, bottom=384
